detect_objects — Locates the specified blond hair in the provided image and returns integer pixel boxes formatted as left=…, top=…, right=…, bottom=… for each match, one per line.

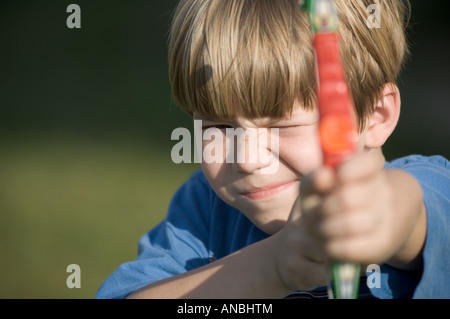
left=168, top=0, right=410, bottom=129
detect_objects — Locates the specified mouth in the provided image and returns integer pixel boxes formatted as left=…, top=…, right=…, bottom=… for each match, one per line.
left=241, top=180, right=298, bottom=201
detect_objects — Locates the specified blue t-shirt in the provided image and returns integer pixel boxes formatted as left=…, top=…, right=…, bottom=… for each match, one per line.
left=96, top=155, right=450, bottom=299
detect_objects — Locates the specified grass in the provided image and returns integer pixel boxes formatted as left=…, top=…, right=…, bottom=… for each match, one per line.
left=0, top=134, right=199, bottom=298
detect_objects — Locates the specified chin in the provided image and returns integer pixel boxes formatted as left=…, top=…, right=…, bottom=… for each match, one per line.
left=257, top=219, right=287, bottom=235
left=239, top=203, right=291, bottom=235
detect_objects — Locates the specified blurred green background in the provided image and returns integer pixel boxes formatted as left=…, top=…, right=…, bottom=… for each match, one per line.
left=0, top=1, right=449, bottom=298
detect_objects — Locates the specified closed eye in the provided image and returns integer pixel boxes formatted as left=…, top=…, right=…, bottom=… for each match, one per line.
left=271, top=122, right=318, bottom=129
left=270, top=123, right=318, bottom=136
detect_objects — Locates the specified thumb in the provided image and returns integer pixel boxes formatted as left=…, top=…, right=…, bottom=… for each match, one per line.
left=300, top=166, right=336, bottom=212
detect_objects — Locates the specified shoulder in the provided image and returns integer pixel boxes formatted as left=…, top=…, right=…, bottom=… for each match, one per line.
left=385, top=155, right=450, bottom=192
left=96, top=169, right=260, bottom=299
left=168, top=168, right=216, bottom=217
left=176, top=168, right=213, bottom=194
left=165, top=169, right=254, bottom=248
left=385, top=154, right=449, bottom=170
left=383, top=155, right=450, bottom=298
left=166, top=169, right=268, bottom=257
left=164, top=169, right=217, bottom=239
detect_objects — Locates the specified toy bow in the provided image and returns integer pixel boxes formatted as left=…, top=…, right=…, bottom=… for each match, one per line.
left=300, top=0, right=361, bottom=299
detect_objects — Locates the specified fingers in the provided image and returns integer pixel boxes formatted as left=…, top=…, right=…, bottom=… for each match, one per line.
left=300, top=152, right=376, bottom=201
left=335, top=151, right=380, bottom=183
left=281, top=153, right=392, bottom=289
left=300, top=152, right=376, bottom=215
left=320, top=180, right=375, bottom=217
left=325, top=230, right=393, bottom=264
left=299, top=166, right=335, bottom=227
left=300, top=166, right=336, bottom=199
left=297, top=152, right=388, bottom=264
left=321, top=206, right=378, bottom=237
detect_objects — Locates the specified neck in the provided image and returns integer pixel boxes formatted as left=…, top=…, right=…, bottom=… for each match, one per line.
left=365, top=147, right=386, bottom=170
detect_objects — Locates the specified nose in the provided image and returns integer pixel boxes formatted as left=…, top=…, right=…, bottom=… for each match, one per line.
left=228, top=128, right=275, bottom=174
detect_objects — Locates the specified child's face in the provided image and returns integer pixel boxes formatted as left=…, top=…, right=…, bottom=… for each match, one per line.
left=195, top=103, right=324, bottom=235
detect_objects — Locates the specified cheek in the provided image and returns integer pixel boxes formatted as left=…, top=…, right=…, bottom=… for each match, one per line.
left=279, top=134, right=323, bottom=174
left=201, top=161, right=236, bottom=206
left=200, top=138, right=231, bottom=199
left=201, top=161, right=223, bottom=188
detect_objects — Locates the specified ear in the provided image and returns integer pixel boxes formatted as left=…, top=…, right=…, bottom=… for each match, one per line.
left=363, top=83, right=401, bottom=149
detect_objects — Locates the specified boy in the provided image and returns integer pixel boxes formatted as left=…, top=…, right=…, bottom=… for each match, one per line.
left=96, top=0, right=449, bottom=299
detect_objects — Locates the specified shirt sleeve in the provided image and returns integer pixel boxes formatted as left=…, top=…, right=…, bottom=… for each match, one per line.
left=371, top=155, right=450, bottom=299
left=95, top=170, right=213, bottom=299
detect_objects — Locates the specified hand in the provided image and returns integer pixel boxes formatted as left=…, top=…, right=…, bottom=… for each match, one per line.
left=275, top=195, right=329, bottom=292
left=274, top=152, right=424, bottom=292
left=300, top=152, right=398, bottom=265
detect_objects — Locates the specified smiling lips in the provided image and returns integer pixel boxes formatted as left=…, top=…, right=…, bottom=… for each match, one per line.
left=241, top=180, right=298, bottom=200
